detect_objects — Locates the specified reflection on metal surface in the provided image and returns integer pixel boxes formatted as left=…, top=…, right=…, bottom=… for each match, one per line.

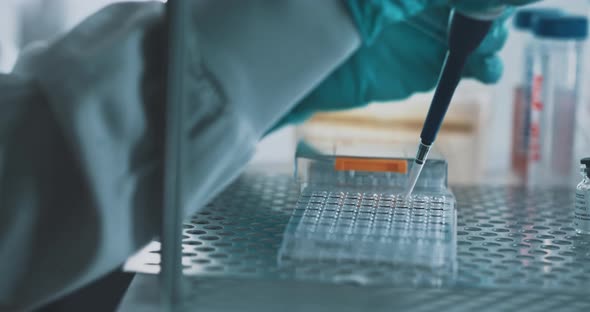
left=278, top=189, right=457, bottom=287
left=119, top=274, right=590, bottom=312
left=125, top=168, right=590, bottom=294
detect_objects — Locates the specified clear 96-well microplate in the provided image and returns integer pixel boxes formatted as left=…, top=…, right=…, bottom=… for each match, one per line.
left=281, top=141, right=458, bottom=284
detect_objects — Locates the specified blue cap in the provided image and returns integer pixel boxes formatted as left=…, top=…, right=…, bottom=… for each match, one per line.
left=533, top=15, right=588, bottom=39
left=513, top=8, right=563, bottom=30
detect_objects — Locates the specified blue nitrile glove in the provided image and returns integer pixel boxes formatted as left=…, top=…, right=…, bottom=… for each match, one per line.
left=274, top=0, right=539, bottom=127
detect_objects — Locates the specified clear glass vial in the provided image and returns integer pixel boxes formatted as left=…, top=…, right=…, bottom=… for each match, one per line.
left=574, top=157, right=590, bottom=234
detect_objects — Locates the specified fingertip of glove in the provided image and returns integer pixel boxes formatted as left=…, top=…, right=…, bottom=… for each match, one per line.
left=466, top=56, right=503, bottom=84
left=476, top=16, right=511, bottom=55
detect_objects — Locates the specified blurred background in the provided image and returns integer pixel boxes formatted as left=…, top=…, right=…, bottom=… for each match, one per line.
left=257, top=0, right=590, bottom=186
left=0, top=0, right=588, bottom=185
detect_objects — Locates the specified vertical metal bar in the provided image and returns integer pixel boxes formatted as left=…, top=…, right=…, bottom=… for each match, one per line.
left=160, top=0, right=189, bottom=310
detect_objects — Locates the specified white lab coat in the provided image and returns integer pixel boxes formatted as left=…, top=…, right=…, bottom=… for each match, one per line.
left=0, top=1, right=359, bottom=310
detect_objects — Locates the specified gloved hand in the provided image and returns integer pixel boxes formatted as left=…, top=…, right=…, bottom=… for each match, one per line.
left=275, top=0, right=539, bottom=126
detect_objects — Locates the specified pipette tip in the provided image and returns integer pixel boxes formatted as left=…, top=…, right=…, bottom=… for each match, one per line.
left=404, top=160, right=424, bottom=199
left=404, top=142, right=431, bottom=198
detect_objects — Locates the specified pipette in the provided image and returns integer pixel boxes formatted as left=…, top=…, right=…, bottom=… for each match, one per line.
left=404, top=8, right=505, bottom=198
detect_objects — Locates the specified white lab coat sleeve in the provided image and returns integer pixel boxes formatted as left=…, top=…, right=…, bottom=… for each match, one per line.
left=0, top=0, right=359, bottom=310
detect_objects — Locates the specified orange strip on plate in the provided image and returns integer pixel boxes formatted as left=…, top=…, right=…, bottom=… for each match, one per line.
left=334, top=157, right=408, bottom=174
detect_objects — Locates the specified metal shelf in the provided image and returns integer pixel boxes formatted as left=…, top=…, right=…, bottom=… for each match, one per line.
left=122, top=166, right=590, bottom=311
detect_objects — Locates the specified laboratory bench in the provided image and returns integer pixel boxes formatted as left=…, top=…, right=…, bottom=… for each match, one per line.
left=118, top=165, right=590, bottom=312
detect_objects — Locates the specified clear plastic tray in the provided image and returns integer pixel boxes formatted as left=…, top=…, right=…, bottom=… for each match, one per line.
left=280, top=141, right=457, bottom=284
left=279, top=188, right=456, bottom=264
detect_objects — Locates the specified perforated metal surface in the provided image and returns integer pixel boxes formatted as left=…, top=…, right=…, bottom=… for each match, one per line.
left=455, top=186, right=590, bottom=289
left=124, top=170, right=590, bottom=294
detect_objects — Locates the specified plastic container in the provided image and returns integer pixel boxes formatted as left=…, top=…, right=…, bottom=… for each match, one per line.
left=279, top=187, right=457, bottom=285
left=510, top=9, right=563, bottom=182
left=527, top=15, right=588, bottom=188
left=575, top=158, right=590, bottom=235
left=284, top=140, right=457, bottom=284
left=294, top=140, right=448, bottom=194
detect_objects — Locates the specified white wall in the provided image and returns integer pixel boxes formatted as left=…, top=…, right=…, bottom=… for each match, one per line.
left=0, top=0, right=118, bottom=72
